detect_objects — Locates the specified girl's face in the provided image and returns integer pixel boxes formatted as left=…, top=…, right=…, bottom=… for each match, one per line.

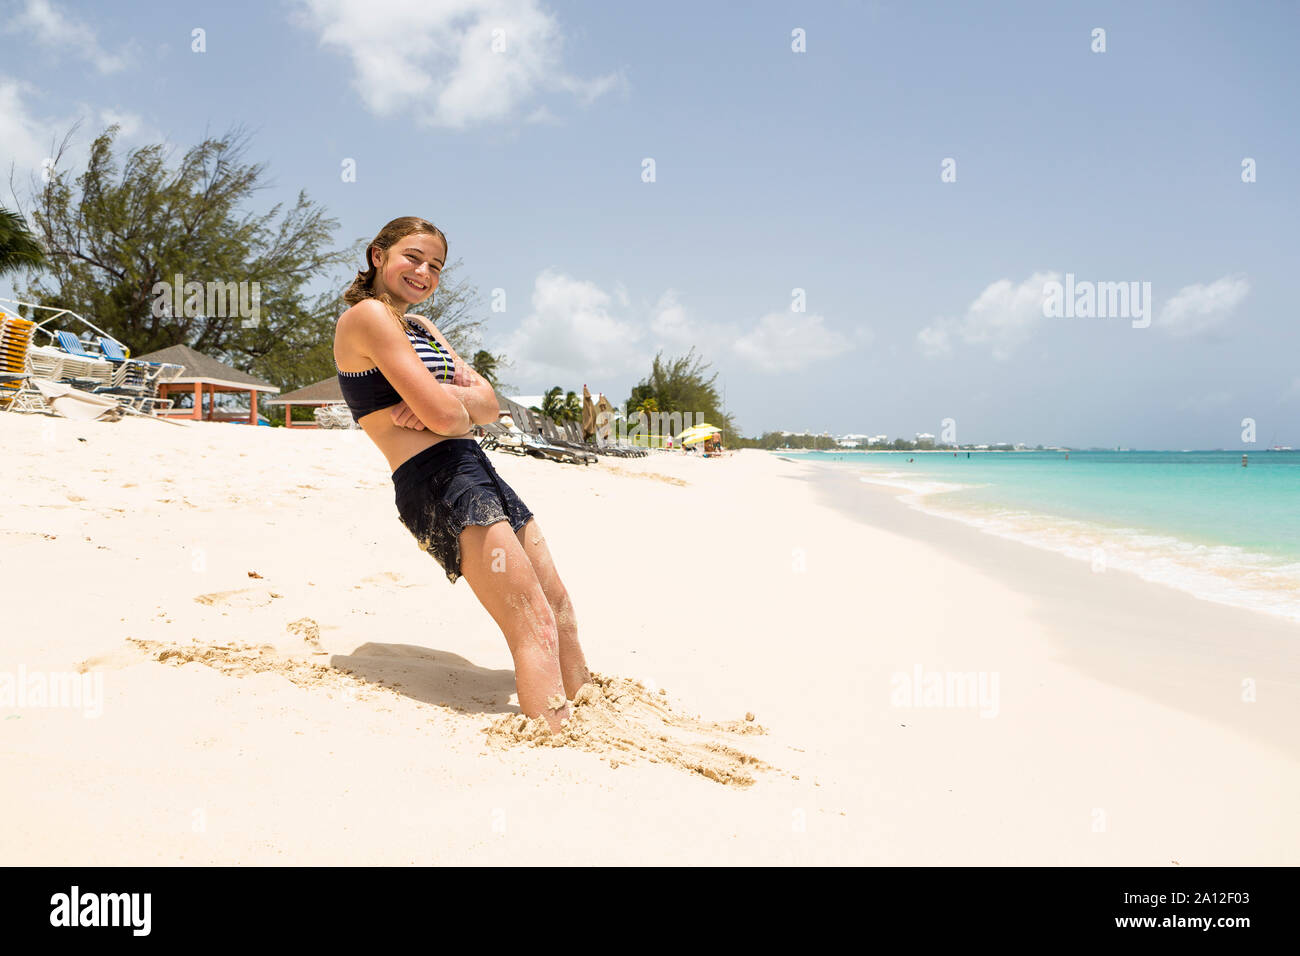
left=374, top=233, right=445, bottom=308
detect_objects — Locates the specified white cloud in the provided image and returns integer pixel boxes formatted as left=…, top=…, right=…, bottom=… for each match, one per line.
left=293, top=0, right=621, bottom=128
left=524, top=105, right=561, bottom=125
left=97, top=108, right=149, bottom=141
left=648, top=290, right=693, bottom=342
left=7, top=0, right=129, bottom=74
left=733, top=311, right=855, bottom=372
left=916, top=320, right=953, bottom=358
left=0, top=78, right=158, bottom=206
left=497, top=273, right=860, bottom=389
left=498, top=270, right=645, bottom=384
left=918, top=272, right=1060, bottom=360
left=0, top=78, right=58, bottom=179
left=1155, top=274, right=1250, bottom=337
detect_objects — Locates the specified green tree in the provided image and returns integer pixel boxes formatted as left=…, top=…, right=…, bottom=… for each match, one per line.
left=539, top=385, right=584, bottom=425
left=471, top=349, right=499, bottom=386
left=0, top=206, right=45, bottom=278
left=541, top=385, right=565, bottom=420
left=562, top=389, right=582, bottom=424
left=18, top=124, right=351, bottom=389
left=624, top=347, right=736, bottom=444
left=628, top=382, right=654, bottom=416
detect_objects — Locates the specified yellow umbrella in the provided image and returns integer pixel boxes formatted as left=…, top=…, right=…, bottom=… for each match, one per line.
left=676, top=423, right=721, bottom=442
left=680, top=425, right=722, bottom=446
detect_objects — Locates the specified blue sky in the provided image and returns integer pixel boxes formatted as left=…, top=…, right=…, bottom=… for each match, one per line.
left=3, top=0, right=1298, bottom=448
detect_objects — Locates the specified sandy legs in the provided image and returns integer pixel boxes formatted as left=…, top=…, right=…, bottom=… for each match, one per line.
left=457, top=518, right=590, bottom=732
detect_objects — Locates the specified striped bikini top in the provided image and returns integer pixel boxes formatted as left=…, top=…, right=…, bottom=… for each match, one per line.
left=335, top=315, right=456, bottom=419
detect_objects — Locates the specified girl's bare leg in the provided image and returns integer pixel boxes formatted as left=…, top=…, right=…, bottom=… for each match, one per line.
left=514, top=518, right=590, bottom=698
left=458, top=520, right=570, bottom=732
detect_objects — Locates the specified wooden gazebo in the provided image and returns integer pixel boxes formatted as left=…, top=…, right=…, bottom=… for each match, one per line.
left=263, top=377, right=348, bottom=428
left=133, top=344, right=279, bottom=424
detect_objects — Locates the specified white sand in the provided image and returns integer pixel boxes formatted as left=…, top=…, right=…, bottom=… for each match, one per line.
left=2, top=412, right=1298, bottom=864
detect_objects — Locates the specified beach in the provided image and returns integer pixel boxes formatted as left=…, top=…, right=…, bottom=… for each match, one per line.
left=3, top=414, right=1298, bottom=865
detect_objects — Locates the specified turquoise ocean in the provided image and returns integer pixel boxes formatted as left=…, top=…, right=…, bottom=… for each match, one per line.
left=778, top=450, right=1300, bottom=623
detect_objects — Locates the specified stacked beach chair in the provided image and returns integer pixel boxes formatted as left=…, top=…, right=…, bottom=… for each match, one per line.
left=0, top=312, right=42, bottom=412
left=0, top=300, right=183, bottom=420
left=51, top=331, right=180, bottom=414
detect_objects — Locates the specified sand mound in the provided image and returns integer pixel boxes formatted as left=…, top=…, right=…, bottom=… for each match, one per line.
left=485, top=672, right=772, bottom=787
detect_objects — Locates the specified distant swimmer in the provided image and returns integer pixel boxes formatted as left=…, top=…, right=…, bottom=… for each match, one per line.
left=1243, top=454, right=1248, bottom=468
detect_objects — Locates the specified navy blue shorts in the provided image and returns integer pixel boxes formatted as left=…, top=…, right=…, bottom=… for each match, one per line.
left=391, top=438, right=534, bottom=585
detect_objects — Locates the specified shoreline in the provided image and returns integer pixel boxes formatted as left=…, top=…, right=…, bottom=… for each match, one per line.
left=786, top=453, right=1300, bottom=626
left=791, top=457, right=1300, bottom=764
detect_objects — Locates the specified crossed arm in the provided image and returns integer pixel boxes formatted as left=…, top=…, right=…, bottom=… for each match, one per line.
left=344, top=301, right=497, bottom=435
left=390, top=362, right=494, bottom=433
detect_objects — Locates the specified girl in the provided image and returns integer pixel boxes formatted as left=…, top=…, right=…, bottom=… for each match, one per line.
left=333, top=216, right=590, bottom=732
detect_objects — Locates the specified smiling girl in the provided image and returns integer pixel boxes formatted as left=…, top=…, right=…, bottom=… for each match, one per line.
left=333, top=216, right=589, bottom=733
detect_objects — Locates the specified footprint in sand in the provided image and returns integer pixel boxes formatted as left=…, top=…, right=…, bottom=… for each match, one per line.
left=287, top=617, right=328, bottom=655
left=360, top=571, right=418, bottom=589
left=193, top=587, right=277, bottom=608
left=484, top=672, right=775, bottom=787
left=125, top=637, right=376, bottom=699
left=76, top=644, right=150, bottom=673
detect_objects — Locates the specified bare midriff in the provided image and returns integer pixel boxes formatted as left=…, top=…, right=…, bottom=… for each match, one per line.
left=355, top=406, right=473, bottom=475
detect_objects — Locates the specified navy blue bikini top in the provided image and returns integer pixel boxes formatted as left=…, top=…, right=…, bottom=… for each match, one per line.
left=336, top=315, right=456, bottom=419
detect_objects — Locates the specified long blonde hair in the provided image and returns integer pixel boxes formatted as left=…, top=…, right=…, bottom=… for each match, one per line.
left=343, top=216, right=448, bottom=326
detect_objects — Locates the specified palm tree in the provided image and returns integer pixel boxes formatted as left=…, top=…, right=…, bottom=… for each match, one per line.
left=541, top=386, right=565, bottom=420
left=471, top=349, right=499, bottom=386
left=0, top=207, right=45, bottom=278
left=562, top=390, right=582, bottom=424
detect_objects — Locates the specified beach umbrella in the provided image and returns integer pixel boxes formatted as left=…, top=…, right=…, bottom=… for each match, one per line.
left=676, top=423, right=722, bottom=443
left=584, top=386, right=615, bottom=442
left=582, top=384, right=595, bottom=439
